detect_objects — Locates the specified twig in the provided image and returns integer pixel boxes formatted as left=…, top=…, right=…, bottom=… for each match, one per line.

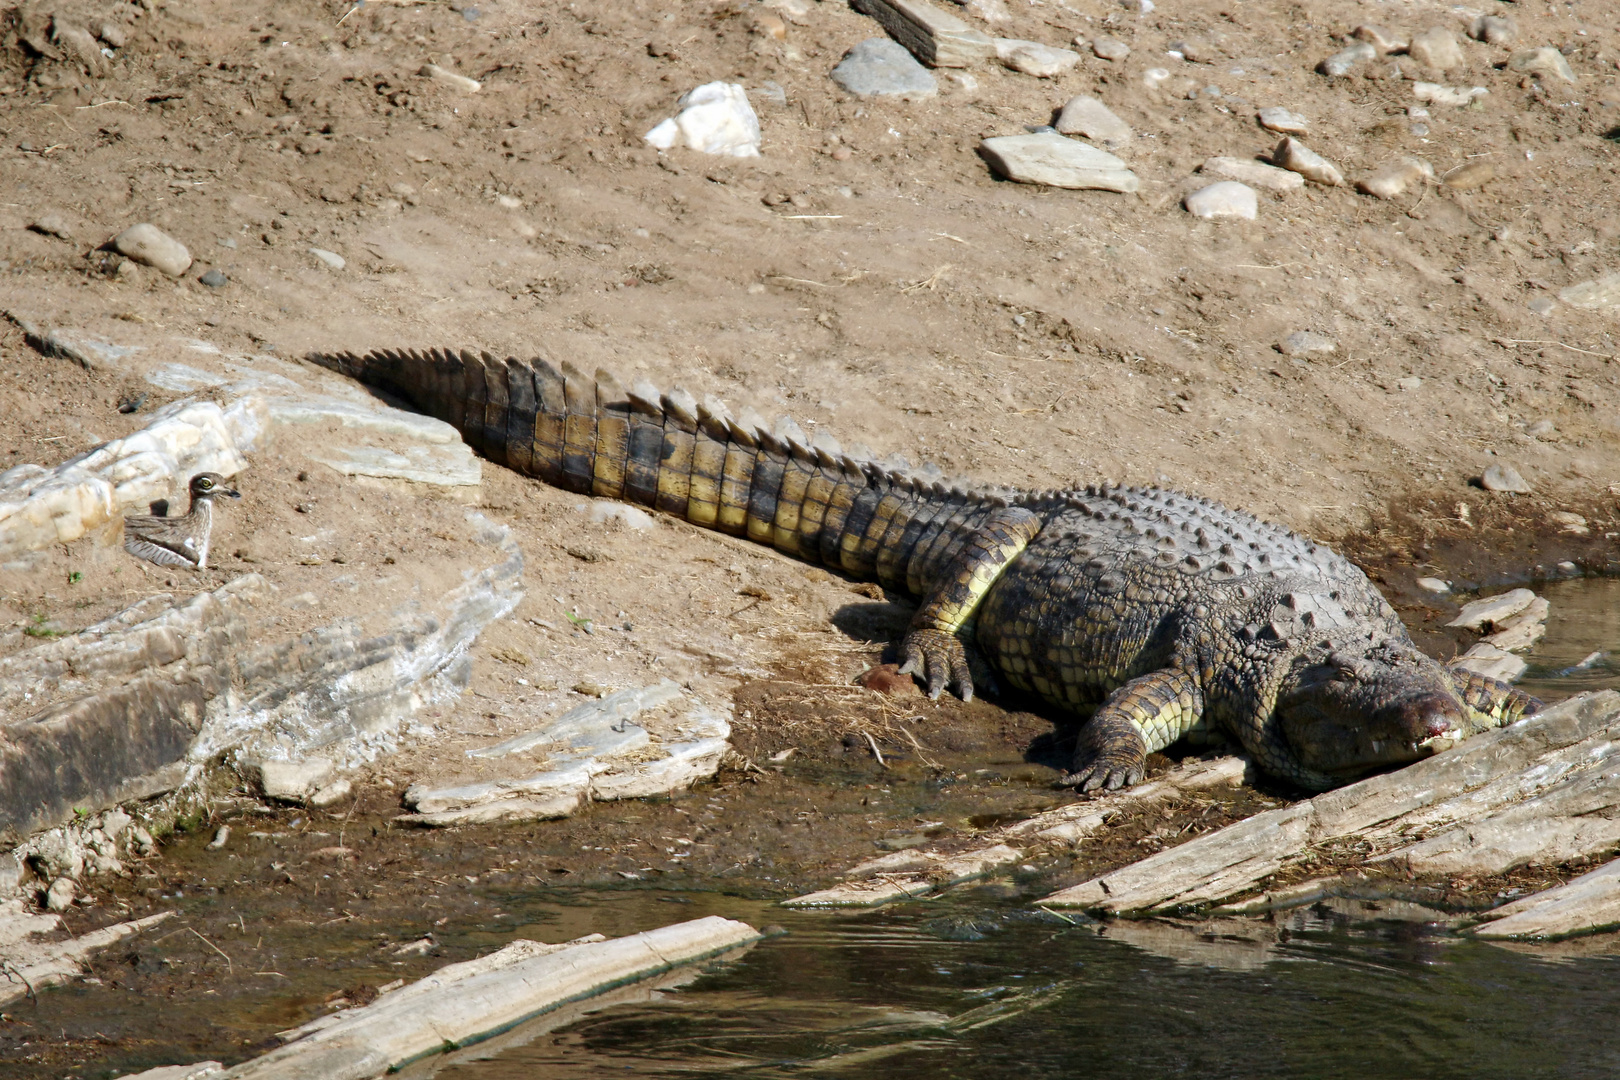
left=2, top=960, right=36, bottom=1002
left=1037, top=905, right=1078, bottom=925
left=188, top=926, right=234, bottom=974
left=860, top=729, right=887, bottom=769
left=75, top=100, right=132, bottom=110
left=901, top=264, right=952, bottom=294
left=781, top=214, right=843, bottom=220
left=1496, top=338, right=1614, bottom=360
left=766, top=275, right=841, bottom=289
left=336, top=0, right=363, bottom=25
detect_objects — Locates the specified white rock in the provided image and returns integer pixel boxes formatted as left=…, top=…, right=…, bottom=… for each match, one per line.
left=255, top=757, right=335, bottom=801
left=1481, top=463, right=1531, bottom=494
left=1408, top=27, right=1465, bottom=70
left=1054, top=95, right=1132, bottom=149
left=1559, top=272, right=1620, bottom=311
left=1184, top=181, right=1257, bottom=221
left=308, top=247, right=346, bottom=270
left=1352, top=24, right=1407, bottom=55
left=1199, top=157, right=1303, bottom=193
left=1272, top=137, right=1342, bottom=185
left=46, top=877, right=76, bottom=912
left=1469, top=16, right=1516, bottom=46
left=1143, top=67, right=1171, bottom=89
left=1090, top=36, right=1129, bottom=61
left=589, top=501, right=655, bottom=530
left=114, top=1064, right=224, bottom=1080
left=309, top=779, right=353, bottom=808
left=1453, top=642, right=1527, bottom=683
left=1356, top=157, right=1433, bottom=199
left=978, top=133, right=1139, bottom=192
left=1413, top=82, right=1488, bottom=107
left=644, top=82, right=761, bottom=158
left=112, top=224, right=192, bottom=277
left=1318, top=42, right=1375, bottom=77
left=420, top=63, right=480, bottom=92
left=994, top=38, right=1080, bottom=77
left=1509, top=46, right=1575, bottom=83
left=1256, top=107, right=1309, bottom=135
left=1416, top=577, right=1450, bottom=594
left=1448, top=588, right=1537, bottom=630
left=1279, top=330, right=1337, bottom=357
left=205, top=826, right=229, bottom=851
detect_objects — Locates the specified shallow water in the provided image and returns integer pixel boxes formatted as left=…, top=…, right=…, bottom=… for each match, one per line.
left=1515, top=576, right=1620, bottom=704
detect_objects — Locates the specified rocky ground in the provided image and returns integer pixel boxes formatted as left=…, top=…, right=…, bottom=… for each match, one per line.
left=2, top=0, right=1620, bottom=1073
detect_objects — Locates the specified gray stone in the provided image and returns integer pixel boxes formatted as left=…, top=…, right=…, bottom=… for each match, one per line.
left=1414, top=82, right=1488, bottom=107
left=1559, top=272, right=1620, bottom=311
left=1526, top=419, right=1556, bottom=439
left=1054, top=95, right=1132, bottom=149
left=1527, top=297, right=1556, bottom=316
left=1256, top=106, right=1309, bottom=135
left=114, top=1063, right=224, bottom=1080
left=994, top=38, right=1080, bottom=77
left=1455, top=643, right=1527, bottom=683
left=1481, top=463, right=1531, bottom=494
left=1318, top=41, right=1375, bottom=77
left=1184, top=181, right=1257, bottom=221
left=198, top=269, right=227, bottom=288
left=255, top=757, right=335, bottom=802
left=29, top=213, right=74, bottom=241
left=1352, top=24, right=1407, bottom=55
left=112, top=224, right=192, bottom=277
left=1510, top=46, right=1575, bottom=83
left=848, top=0, right=994, bottom=67
left=308, top=247, right=346, bottom=270
left=1469, top=15, right=1516, bottom=46
left=45, top=877, right=75, bottom=912
left=830, top=38, right=939, bottom=99
left=1448, top=588, right=1536, bottom=630
left=1273, top=137, right=1342, bottom=185
left=978, top=133, right=1139, bottom=192
left=1090, top=35, right=1129, bottom=61
left=308, top=779, right=353, bottom=808
left=1409, top=27, right=1465, bottom=70
left=1279, top=330, right=1336, bottom=357
left=1199, top=157, right=1303, bottom=193
left=1416, top=577, right=1450, bottom=594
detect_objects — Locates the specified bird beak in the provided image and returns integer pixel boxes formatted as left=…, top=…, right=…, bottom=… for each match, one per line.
left=225, top=489, right=242, bottom=499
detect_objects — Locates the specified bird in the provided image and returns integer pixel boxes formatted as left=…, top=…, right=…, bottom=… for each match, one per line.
left=122, top=472, right=240, bottom=570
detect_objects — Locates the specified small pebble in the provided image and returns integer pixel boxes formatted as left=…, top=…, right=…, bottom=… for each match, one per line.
left=829, top=38, right=937, bottom=100
left=420, top=63, right=480, bottom=93
left=218, top=236, right=237, bottom=249
left=1143, top=67, right=1171, bottom=89
left=1556, top=561, right=1579, bottom=576
left=1184, top=181, right=1258, bottom=221
left=113, top=223, right=192, bottom=277
left=309, top=247, right=346, bottom=270
left=1509, top=46, right=1576, bottom=84
left=96, top=20, right=127, bottom=48
left=1416, top=577, right=1451, bottom=594
left=1526, top=419, right=1556, bottom=438
left=29, top=213, right=74, bottom=240
left=309, top=779, right=354, bottom=808
left=1200, top=157, right=1303, bottom=192
left=1469, top=16, right=1516, bottom=46
left=1090, top=35, right=1130, bottom=61
left=1054, top=95, right=1133, bottom=149
left=1272, top=137, right=1342, bottom=185
left=1257, top=106, right=1309, bottom=135
left=1480, top=463, right=1531, bottom=494
left=1397, top=376, right=1423, bottom=391
left=1356, top=157, right=1432, bottom=199
left=1408, top=27, right=1465, bottom=71
left=1442, top=160, right=1494, bottom=190
left=206, top=825, right=230, bottom=850
left=994, top=38, right=1081, bottom=78
left=199, top=268, right=227, bottom=288
left=1352, top=24, right=1407, bottom=55
left=1279, top=330, right=1337, bottom=357
left=1318, top=41, right=1375, bottom=78
left=1527, top=296, right=1555, bottom=316
left=1414, top=82, right=1488, bottom=107
left=46, top=877, right=76, bottom=912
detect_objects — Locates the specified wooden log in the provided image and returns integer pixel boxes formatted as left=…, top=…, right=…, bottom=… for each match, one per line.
left=785, top=845, right=1024, bottom=907
left=1043, top=691, right=1620, bottom=914
left=848, top=0, right=993, bottom=67
left=1471, top=856, right=1620, bottom=940
left=1, top=903, right=172, bottom=1007
left=213, top=917, right=760, bottom=1079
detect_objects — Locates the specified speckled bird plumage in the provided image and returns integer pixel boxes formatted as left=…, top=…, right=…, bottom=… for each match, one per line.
left=308, top=347, right=1541, bottom=791
left=122, top=472, right=240, bottom=570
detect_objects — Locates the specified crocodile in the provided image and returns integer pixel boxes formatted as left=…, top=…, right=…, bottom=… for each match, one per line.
left=306, top=347, right=1541, bottom=792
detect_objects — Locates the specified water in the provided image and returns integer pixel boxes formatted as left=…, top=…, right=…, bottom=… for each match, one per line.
left=435, top=892, right=1620, bottom=1080
left=1515, top=576, right=1620, bottom=704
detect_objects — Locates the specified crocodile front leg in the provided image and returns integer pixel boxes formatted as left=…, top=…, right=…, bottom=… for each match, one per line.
left=1449, top=665, right=1543, bottom=731
left=1060, top=666, right=1205, bottom=791
left=899, top=508, right=1043, bottom=701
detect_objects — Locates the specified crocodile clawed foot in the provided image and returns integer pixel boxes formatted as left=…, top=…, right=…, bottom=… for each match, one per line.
left=898, top=628, right=974, bottom=702
left=1057, top=757, right=1145, bottom=793
left=1060, top=714, right=1149, bottom=792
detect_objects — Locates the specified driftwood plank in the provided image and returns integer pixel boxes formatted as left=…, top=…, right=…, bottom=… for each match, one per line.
left=1471, top=856, right=1620, bottom=940
left=1043, top=691, right=1620, bottom=914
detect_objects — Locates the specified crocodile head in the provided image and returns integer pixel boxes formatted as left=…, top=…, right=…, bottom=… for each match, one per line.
left=1274, top=640, right=1475, bottom=786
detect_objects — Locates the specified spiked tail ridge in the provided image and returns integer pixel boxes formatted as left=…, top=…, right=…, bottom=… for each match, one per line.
left=305, top=347, right=1022, bottom=596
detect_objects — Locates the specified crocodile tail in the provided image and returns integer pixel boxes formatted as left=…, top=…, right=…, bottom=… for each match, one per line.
left=305, top=348, right=1006, bottom=591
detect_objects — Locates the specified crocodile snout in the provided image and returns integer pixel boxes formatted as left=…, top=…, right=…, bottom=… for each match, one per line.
left=1392, top=693, right=1467, bottom=744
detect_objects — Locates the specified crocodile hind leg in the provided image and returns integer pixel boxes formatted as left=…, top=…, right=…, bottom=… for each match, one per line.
left=1059, top=666, right=1204, bottom=791
left=899, top=508, right=1042, bottom=701
left=1449, top=665, right=1543, bottom=730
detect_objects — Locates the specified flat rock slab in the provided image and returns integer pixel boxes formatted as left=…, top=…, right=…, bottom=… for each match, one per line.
left=1054, top=96, right=1132, bottom=149
left=1448, top=588, right=1536, bottom=630
left=1471, top=856, right=1620, bottom=939
left=994, top=38, right=1079, bottom=77
left=146, top=917, right=761, bottom=1080
left=1199, top=157, right=1303, bottom=193
left=1184, top=182, right=1257, bottom=221
left=1042, top=691, right=1620, bottom=914
left=1560, top=272, right=1620, bottom=311
left=979, top=134, right=1139, bottom=192
left=830, top=37, right=938, bottom=99
left=399, top=680, right=731, bottom=825
left=849, top=0, right=993, bottom=67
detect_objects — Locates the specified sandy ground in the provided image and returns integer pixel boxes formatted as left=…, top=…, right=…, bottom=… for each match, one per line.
left=2, top=0, right=1620, bottom=1073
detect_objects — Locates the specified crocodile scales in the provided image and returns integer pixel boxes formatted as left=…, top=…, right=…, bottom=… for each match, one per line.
left=308, top=347, right=1540, bottom=791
